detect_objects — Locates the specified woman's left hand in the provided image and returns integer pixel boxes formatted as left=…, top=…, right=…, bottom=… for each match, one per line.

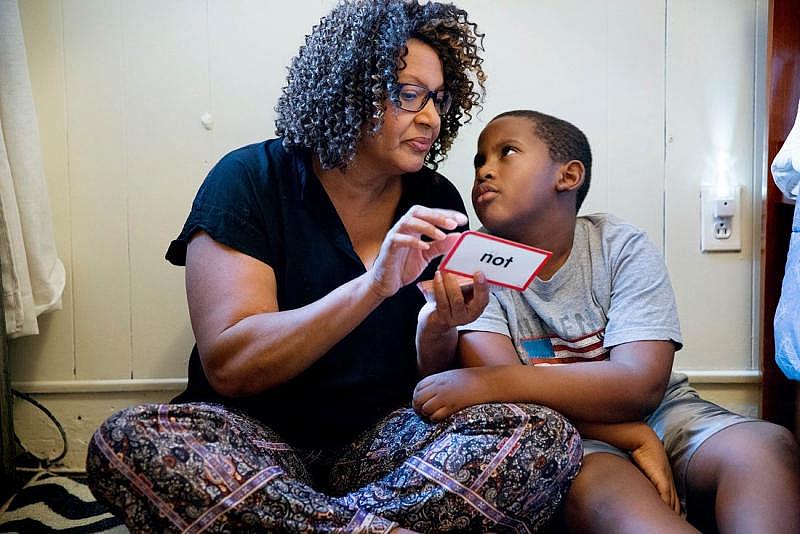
left=369, top=205, right=467, bottom=298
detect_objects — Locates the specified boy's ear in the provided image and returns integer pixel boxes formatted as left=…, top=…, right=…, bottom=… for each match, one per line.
left=555, top=160, right=585, bottom=192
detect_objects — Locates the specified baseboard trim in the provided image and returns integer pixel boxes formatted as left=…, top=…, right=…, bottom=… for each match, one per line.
left=11, top=370, right=762, bottom=393
left=682, top=370, right=762, bottom=384
left=11, top=378, right=188, bottom=394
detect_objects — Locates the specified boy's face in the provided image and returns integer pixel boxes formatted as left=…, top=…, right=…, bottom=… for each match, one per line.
left=472, top=116, right=562, bottom=236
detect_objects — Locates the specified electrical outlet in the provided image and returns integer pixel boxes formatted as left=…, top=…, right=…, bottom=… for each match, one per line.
left=700, top=185, right=741, bottom=252
left=713, top=220, right=731, bottom=239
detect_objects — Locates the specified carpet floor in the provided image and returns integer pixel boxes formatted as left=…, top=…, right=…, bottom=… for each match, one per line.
left=0, top=472, right=127, bottom=533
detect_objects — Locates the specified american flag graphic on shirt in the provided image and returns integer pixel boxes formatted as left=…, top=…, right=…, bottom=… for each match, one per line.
left=520, top=330, right=608, bottom=365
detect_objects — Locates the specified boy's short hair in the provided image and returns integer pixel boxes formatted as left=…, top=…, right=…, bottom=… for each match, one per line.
left=493, top=110, right=592, bottom=211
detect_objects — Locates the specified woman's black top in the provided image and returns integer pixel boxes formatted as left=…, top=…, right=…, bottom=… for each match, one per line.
left=166, top=138, right=467, bottom=449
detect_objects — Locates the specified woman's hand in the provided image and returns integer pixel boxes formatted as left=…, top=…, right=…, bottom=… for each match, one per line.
left=369, top=206, right=467, bottom=298
left=412, top=367, right=492, bottom=421
left=630, top=428, right=680, bottom=514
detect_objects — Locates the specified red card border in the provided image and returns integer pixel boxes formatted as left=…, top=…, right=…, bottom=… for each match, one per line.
left=438, top=230, right=553, bottom=291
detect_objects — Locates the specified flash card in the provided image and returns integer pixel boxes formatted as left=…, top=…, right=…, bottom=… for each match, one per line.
left=439, top=231, right=551, bottom=290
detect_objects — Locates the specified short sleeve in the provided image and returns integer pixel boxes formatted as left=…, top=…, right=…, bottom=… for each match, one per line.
left=604, top=230, right=683, bottom=350
left=165, top=148, right=272, bottom=267
left=459, top=291, right=512, bottom=336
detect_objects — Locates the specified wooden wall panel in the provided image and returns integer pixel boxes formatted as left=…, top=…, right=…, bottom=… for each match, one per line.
left=206, top=0, right=326, bottom=159
left=666, top=0, right=758, bottom=371
left=11, top=0, right=75, bottom=381
left=606, top=0, right=666, bottom=247
left=63, top=0, right=131, bottom=380
left=123, top=0, right=211, bottom=379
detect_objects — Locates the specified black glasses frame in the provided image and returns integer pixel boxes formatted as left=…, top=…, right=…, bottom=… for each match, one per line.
left=392, top=83, right=453, bottom=115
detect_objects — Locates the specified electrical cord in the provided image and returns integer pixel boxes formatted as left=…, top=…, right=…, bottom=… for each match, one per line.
left=11, top=389, right=68, bottom=468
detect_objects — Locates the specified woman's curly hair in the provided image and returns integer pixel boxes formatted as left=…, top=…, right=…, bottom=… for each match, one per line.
left=275, top=0, right=486, bottom=171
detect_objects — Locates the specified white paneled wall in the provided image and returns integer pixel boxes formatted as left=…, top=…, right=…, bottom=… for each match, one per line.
left=12, top=0, right=329, bottom=383
left=11, top=0, right=765, bottom=468
left=665, top=0, right=763, bottom=372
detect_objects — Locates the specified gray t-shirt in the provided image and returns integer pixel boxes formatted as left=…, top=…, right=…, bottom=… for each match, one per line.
left=461, top=214, right=684, bottom=384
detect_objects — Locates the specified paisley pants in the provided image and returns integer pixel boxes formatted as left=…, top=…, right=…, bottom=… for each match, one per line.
left=86, top=402, right=581, bottom=533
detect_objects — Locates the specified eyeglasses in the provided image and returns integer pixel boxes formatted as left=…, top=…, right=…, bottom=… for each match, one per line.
left=392, top=83, right=453, bottom=115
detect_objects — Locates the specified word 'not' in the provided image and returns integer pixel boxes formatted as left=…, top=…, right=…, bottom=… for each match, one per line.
left=480, top=252, right=514, bottom=268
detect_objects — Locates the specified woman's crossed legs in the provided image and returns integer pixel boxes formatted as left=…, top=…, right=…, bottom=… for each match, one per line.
left=87, top=402, right=581, bottom=533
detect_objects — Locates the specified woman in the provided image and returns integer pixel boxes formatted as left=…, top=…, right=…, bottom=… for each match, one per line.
left=86, top=1, right=581, bottom=532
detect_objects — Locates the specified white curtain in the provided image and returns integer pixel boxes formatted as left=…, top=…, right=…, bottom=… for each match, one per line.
left=0, top=0, right=65, bottom=338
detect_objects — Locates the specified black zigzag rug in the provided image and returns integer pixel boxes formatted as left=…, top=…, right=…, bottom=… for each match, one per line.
left=0, top=472, right=127, bottom=533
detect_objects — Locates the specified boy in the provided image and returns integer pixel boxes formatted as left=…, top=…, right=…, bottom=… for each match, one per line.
left=414, top=110, right=800, bottom=533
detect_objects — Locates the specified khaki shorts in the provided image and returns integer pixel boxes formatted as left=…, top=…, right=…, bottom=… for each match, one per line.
left=581, top=373, right=758, bottom=509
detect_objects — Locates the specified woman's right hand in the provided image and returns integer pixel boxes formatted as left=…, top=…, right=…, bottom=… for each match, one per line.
left=369, top=205, right=467, bottom=298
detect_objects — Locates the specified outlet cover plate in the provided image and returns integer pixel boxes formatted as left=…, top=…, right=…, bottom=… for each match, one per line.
left=701, top=185, right=741, bottom=252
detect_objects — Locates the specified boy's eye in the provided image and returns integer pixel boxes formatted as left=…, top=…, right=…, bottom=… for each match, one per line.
left=501, top=146, right=518, bottom=156
left=473, top=154, right=485, bottom=169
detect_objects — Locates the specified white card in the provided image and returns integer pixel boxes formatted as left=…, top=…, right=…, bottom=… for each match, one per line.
left=439, top=231, right=551, bottom=290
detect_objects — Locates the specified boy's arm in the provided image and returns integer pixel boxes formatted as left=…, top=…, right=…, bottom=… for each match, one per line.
left=416, top=302, right=459, bottom=376
left=464, top=331, right=673, bottom=420
left=414, top=330, right=673, bottom=422
left=576, top=421, right=679, bottom=513
left=415, top=271, right=489, bottom=376
left=575, top=421, right=660, bottom=453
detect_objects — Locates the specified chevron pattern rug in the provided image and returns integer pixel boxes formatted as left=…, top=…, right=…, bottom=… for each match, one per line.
left=0, top=472, right=127, bottom=533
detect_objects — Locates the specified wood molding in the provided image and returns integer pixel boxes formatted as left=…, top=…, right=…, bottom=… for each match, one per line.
left=761, top=0, right=800, bottom=432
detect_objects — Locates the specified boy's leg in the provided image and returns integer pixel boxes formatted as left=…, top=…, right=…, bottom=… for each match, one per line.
left=684, top=421, right=800, bottom=534
left=560, top=451, right=698, bottom=534
left=327, top=403, right=582, bottom=533
left=86, top=403, right=398, bottom=533
left=647, top=374, right=800, bottom=533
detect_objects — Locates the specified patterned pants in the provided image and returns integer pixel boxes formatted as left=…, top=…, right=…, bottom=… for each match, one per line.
left=86, top=402, right=582, bottom=533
